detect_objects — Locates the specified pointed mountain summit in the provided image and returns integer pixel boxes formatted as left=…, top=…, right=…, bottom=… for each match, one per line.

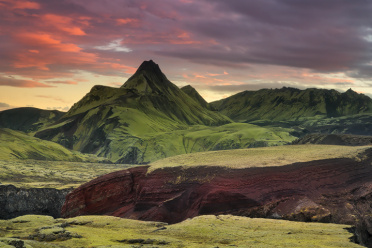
left=181, top=85, right=210, bottom=109
left=35, top=60, right=231, bottom=163
left=121, top=60, right=177, bottom=95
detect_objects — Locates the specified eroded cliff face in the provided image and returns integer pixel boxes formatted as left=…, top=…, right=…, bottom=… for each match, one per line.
left=62, top=150, right=372, bottom=246
left=0, top=185, right=71, bottom=219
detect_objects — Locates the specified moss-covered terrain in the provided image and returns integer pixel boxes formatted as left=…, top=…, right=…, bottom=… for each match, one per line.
left=32, top=61, right=297, bottom=164
left=0, top=160, right=135, bottom=189
left=0, top=214, right=363, bottom=248
left=0, top=107, right=64, bottom=134
left=211, top=87, right=372, bottom=122
left=149, top=144, right=369, bottom=171
left=0, top=128, right=97, bottom=162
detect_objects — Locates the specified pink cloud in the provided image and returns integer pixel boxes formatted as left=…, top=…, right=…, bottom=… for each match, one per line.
left=46, top=80, right=79, bottom=85
left=0, top=0, right=40, bottom=10
left=41, top=14, right=87, bottom=36
left=116, top=18, right=140, bottom=27
left=0, top=75, right=53, bottom=88
left=15, top=33, right=82, bottom=52
left=124, top=29, right=201, bottom=45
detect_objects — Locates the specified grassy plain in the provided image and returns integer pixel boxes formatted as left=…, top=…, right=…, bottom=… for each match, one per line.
left=0, top=128, right=93, bottom=162
left=149, top=144, right=370, bottom=172
left=0, top=160, right=135, bottom=189
left=0, top=214, right=362, bottom=248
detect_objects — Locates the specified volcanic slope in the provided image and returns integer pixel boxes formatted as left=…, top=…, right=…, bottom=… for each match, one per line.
left=62, top=145, right=372, bottom=246
left=211, top=87, right=372, bottom=122
left=35, top=60, right=295, bottom=163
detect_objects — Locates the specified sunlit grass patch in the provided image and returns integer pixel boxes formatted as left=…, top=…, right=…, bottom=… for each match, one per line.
left=149, top=144, right=370, bottom=172
left=0, top=215, right=363, bottom=247
left=0, top=160, right=137, bottom=189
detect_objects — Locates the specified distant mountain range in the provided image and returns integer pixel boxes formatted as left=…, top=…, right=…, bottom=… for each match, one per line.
left=1, top=60, right=372, bottom=163
left=0, top=107, right=64, bottom=133
left=211, top=87, right=372, bottom=122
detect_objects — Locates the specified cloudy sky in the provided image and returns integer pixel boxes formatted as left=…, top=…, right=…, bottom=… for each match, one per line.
left=1, top=0, right=372, bottom=111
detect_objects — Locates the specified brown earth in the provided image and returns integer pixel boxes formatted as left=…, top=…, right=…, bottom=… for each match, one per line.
left=62, top=149, right=372, bottom=246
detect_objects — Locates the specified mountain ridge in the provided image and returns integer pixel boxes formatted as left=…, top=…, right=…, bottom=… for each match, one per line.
left=211, top=87, right=372, bottom=122
left=34, top=60, right=237, bottom=163
left=0, top=107, right=64, bottom=133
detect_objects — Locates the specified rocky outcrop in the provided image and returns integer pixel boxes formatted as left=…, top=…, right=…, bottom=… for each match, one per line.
left=62, top=149, right=372, bottom=246
left=0, top=185, right=71, bottom=219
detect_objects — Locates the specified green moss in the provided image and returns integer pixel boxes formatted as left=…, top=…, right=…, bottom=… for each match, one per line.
left=211, top=87, right=372, bottom=122
left=0, top=128, right=95, bottom=162
left=0, top=160, right=136, bottom=189
left=0, top=215, right=362, bottom=247
left=149, top=144, right=368, bottom=172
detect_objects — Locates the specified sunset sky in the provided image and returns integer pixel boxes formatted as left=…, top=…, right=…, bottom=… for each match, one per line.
left=1, top=0, right=372, bottom=111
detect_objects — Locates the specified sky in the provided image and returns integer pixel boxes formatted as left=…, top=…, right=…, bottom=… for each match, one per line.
left=1, top=0, right=372, bottom=111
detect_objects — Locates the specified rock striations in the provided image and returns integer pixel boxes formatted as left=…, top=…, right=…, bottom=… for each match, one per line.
left=62, top=149, right=372, bottom=246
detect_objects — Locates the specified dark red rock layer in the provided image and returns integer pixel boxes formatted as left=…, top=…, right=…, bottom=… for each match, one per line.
left=62, top=149, right=372, bottom=246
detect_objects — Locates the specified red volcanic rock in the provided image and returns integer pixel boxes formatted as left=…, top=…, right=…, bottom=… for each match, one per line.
left=62, top=149, right=372, bottom=246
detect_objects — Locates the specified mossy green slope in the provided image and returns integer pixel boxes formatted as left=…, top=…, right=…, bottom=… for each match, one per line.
left=211, top=87, right=372, bottom=122
left=149, top=144, right=368, bottom=171
left=0, top=107, right=64, bottom=133
left=181, top=85, right=210, bottom=109
left=0, top=215, right=362, bottom=248
left=0, top=128, right=89, bottom=161
left=100, top=123, right=295, bottom=163
left=0, top=160, right=134, bottom=189
left=33, top=61, right=297, bottom=164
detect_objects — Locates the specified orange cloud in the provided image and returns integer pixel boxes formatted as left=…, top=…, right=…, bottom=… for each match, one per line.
left=116, top=18, right=140, bottom=26
left=0, top=0, right=40, bottom=10
left=0, top=75, right=53, bottom=87
left=16, top=33, right=82, bottom=52
left=13, top=32, right=97, bottom=71
left=14, top=54, right=50, bottom=70
left=41, top=14, right=87, bottom=36
left=46, top=80, right=78, bottom=85
left=207, top=71, right=229, bottom=77
left=14, top=49, right=97, bottom=71
left=194, top=73, right=206, bottom=78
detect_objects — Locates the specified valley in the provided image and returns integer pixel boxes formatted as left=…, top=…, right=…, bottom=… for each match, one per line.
left=1, top=60, right=372, bottom=247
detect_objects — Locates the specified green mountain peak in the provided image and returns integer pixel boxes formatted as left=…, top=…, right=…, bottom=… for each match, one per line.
left=181, top=85, right=210, bottom=109
left=35, top=60, right=231, bottom=163
left=121, top=60, right=176, bottom=94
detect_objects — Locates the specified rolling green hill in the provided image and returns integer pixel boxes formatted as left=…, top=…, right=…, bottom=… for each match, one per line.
left=34, top=61, right=295, bottom=163
left=211, top=87, right=372, bottom=122
left=0, top=107, right=64, bottom=133
left=3, top=62, right=370, bottom=163
left=0, top=215, right=361, bottom=248
left=0, top=128, right=90, bottom=161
